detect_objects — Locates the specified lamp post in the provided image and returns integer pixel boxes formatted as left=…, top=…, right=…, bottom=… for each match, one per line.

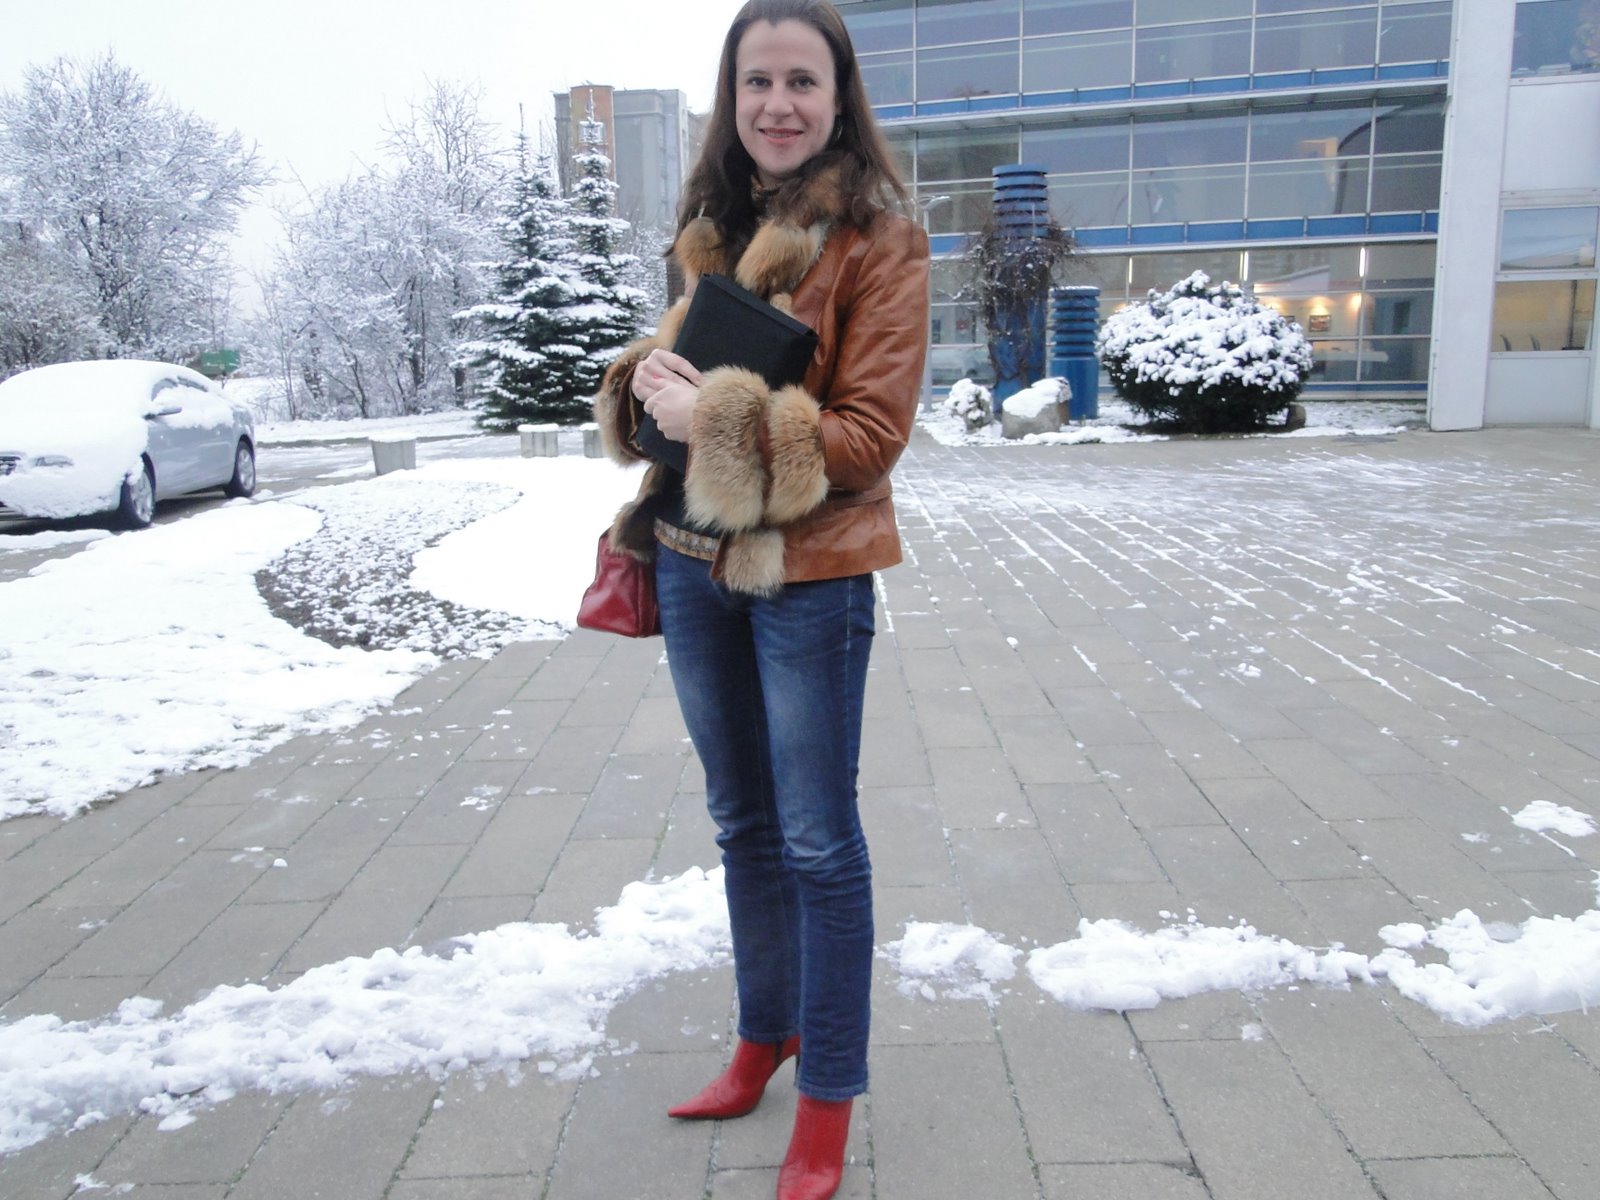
left=919, top=194, right=950, bottom=410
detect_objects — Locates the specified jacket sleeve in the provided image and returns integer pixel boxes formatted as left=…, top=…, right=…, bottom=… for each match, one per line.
left=683, top=215, right=930, bottom=533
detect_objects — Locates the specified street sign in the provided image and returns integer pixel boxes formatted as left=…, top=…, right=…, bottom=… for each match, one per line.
left=196, top=349, right=241, bottom=377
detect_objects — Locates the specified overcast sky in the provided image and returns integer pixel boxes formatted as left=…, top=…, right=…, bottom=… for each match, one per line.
left=3, top=0, right=746, bottom=271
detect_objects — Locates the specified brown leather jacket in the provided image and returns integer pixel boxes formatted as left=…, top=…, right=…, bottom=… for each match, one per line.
left=594, top=164, right=930, bottom=595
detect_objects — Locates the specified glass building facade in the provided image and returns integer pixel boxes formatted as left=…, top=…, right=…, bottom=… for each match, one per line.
left=837, top=0, right=1455, bottom=395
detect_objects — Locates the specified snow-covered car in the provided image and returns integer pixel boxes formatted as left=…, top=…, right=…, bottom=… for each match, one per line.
left=0, top=360, right=256, bottom=528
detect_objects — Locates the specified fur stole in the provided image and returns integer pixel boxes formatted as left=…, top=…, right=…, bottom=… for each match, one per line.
left=593, top=158, right=851, bottom=595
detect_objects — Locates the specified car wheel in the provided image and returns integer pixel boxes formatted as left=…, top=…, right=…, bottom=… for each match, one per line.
left=224, top=439, right=257, bottom=498
left=116, top=458, right=156, bottom=529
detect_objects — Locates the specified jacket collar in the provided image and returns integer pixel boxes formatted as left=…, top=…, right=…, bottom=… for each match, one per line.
left=670, top=156, right=851, bottom=306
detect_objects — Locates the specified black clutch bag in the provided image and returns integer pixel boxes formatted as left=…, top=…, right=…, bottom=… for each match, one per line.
left=635, top=274, right=820, bottom=473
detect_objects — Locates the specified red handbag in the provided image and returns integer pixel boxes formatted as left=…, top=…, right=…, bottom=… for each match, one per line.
left=577, top=532, right=661, bottom=637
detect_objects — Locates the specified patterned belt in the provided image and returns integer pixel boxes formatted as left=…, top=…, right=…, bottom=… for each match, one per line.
left=654, top=519, right=721, bottom=561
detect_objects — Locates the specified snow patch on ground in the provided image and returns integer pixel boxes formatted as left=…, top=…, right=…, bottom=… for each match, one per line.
left=0, top=868, right=730, bottom=1155
left=4, top=866, right=1598, bottom=1156
left=1509, top=800, right=1595, bottom=838
left=1, top=455, right=644, bottom=821
left=0, top=503, right=432, bottom=820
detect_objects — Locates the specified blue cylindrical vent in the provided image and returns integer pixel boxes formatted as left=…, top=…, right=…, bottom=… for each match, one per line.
left=1049, top=285, right=1100, bottom=421
left=989, top=164, right=1050, bottom=405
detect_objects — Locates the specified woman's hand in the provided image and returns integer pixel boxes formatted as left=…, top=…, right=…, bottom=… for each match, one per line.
left=631, top=348, right=701, bottom=402
left=635, top=349, right=703, bottom=443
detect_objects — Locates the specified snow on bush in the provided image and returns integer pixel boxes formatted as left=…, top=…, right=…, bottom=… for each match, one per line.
left=943, top=378, right=994, bottom=432
left=1096, top=270, right=1314, bottom=433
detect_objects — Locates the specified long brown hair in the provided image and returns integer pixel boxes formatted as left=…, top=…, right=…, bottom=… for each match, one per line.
left=678, top=0, right=910, bottom=248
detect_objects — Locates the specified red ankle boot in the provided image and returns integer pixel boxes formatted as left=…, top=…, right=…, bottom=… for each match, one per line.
left=776, top=1095, right=853, bottom=1200
left=667, top=1035, right=800, bottom=1120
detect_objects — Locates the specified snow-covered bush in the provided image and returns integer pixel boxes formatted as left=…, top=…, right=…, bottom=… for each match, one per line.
left=944, top=378, right=994, bottom=432
left=1096, top=271, right=1313, bottom=433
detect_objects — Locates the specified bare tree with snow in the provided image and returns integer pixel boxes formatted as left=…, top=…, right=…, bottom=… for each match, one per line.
left=0, top=52, right=268, bottom=364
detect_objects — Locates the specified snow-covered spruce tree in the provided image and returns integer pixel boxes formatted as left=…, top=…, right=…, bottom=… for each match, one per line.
left=457, top=137, right=593, bottom=428
left=1097, top=270, right=1314, bottom=434
left=565, top=117, right=646, bottom=395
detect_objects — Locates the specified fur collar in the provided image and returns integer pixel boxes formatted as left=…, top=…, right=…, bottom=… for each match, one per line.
left=669, top=156, right=851, bottom=308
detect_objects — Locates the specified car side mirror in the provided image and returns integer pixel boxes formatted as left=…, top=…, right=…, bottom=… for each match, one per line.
left=146, top=404, right=183, bottom=418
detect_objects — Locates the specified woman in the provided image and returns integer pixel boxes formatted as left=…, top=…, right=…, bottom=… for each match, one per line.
left=593, top=2, right=928, bottom=1196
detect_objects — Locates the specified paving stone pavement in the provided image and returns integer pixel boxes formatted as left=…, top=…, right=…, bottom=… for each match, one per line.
left=3, top=426, right=1599, bottom=1200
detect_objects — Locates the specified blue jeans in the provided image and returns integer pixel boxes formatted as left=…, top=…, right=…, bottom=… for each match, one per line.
left=656, top=545, right=876, bottom=1101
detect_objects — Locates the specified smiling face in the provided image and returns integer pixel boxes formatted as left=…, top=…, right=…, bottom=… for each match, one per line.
left=734, top=19, right=841, bottom=189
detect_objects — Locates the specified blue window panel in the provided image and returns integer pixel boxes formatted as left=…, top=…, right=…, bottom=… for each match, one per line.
left=1246, top=218, right=1307, bottom=239
left=1073, top=226, right=1131, bottom=247
left=928, top=233, right=969, bottom=256
left=968, top=95, right=1021, bottom=113
left=1193, top=76, right=1250, bottom=96
left=1078, top=85, right=1133, bottom=104
left=921, top=96, right=1017, bottom=117
left=1133, top=81, right=1193, bottom=100
left=874, top=104, right=915, bottom=122
left=1023, top=90, right=1075, bottom=108
left=1368, top=213, right=1424, bottom=234
left=1306, top=215, right=1368, bottom=237
left=1422, top=211, right=1439, bottom=233
left=1187, top=220, right=1246, bottom=241
left=917, top=99, right=971, bottom=117
left=1253, top=70, right=1313, bottom=90
left=1378, top=62, right=1446, bottom=81
left=1130, top=223, right=1186, bottom=244
left=1312, top=66, right=1376, bottom=85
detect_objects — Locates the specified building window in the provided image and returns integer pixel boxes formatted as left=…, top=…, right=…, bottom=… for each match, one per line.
left=1022, top=28, right=1133, bottom=91
left=916, top=42, right=1021, bottom=101
left=917, top=0, right=1020, bottom=46
left=1135, top=19, right=1252, bottom=83
left=1254, top=8, right=1379, bottom=74
left=1492, top=280, right=1596, bottom=350
left=1251, top=101, right=1375, bottom=160
left=1371, top=98, right=1446, bottom=154
left=1138, top=0, right=1250, bottom=24
left=1247, top=158, right=1370, bottom=218
left=1368, top=153, right=1441, bottom=211
left=1023, top=118, right=1131, bottom=173
left=917, top=125, right=1021, bottom=183
left=1048, top=173, right=1131, bottom=227
left=848, top=0, right=915, bottom=52
left=861, top=51, right=915, bottom=105
left=1021, top=0, right=1133, bottom=36
left=1500, top=206, right=1600, bottom=269
left=1134, top=164, right=1247, bottom=224
left=1132, top=112, right=1248, bottom=169
left=1378, top=0, right=1453, bottom=65
left=1512, top=0, right=1600, bottom=76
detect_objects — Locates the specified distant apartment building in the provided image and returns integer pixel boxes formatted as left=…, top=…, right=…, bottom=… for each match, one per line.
left=836, top=0, right=1599, bottom=428
left=555, top=86, right=695, bottom=232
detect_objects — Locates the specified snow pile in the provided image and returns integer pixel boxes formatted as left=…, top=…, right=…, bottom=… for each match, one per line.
left=882, top=923, right=1019, bottom=1003
left=254, top=406, right=483, bottom=446
left=1373, top=907, right=1600, bottom=1027
left=1509, top=801, right=1595, bottom=838
left=0, top=503, right=432, bottom=820
left=1025, top=917, right=1374, bottom=1012
left=0, top=868, right=731, bottom=1155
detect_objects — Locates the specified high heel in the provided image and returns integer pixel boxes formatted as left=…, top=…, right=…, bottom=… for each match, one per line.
left=667, top=1035, right=800, bottom=1119
left=776, top=1095, right=853, bottom=1200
